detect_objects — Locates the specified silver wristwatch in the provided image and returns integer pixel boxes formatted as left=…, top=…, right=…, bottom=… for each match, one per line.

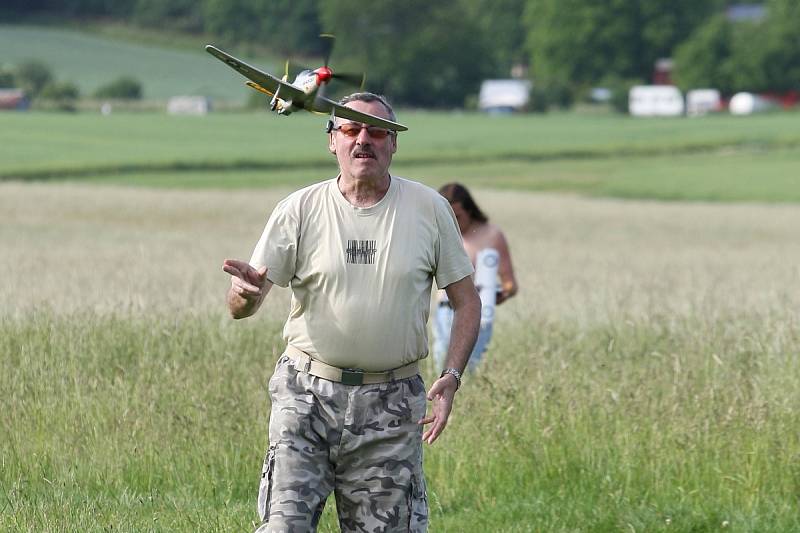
left=440, top=367, right=462, bottom=390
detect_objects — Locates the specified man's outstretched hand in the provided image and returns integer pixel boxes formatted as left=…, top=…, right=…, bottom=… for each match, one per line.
left=223, top=259, right=269, bottom=318
left=418, top=374, right=459, bottom=444
left=223, top=259, right=267, bottom=298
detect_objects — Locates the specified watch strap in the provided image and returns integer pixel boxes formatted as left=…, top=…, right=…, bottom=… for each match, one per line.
left=440, top=367, right=462, bottom=390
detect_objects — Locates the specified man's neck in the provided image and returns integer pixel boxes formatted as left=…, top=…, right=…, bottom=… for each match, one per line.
left=337, top=174, right=391, bottom=208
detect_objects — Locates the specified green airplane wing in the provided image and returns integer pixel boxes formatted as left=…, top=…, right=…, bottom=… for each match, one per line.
left=205, top=45, right=306, bottom=102
left=313, top=96, right=409, bottom=132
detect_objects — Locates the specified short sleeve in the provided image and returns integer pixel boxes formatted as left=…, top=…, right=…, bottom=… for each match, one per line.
left=433, top=195, right=474, bottom=289
left=249, top=197, right=300, bottom=288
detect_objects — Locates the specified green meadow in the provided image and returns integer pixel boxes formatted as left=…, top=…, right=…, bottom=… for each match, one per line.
left=0, top=24, right=276, bottom=101
left=3, top=181, right=800, bottom=532
left=2, top=110, right=800, bottom=202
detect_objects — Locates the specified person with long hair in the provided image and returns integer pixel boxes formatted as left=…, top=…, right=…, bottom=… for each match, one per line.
left=434, top=183, right=518, bottom=372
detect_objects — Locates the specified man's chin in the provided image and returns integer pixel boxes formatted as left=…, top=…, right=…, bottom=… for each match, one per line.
left=351, top=160, right=380, bottom=172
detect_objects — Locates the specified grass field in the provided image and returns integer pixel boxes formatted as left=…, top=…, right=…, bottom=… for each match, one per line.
left=0, top=24, right=276, bottom=101
left=4, top=20, right=800, bottom=532
left=2, top=110, right=800, bottom=202
left=3, top=182, right=800, bottom=531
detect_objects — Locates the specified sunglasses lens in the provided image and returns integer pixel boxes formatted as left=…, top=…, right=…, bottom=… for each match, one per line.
left=337, top=124, right=393, bottom=139
left=367, top=127, right=389, bottom=139
left=339, top=125, right=361, bottom=137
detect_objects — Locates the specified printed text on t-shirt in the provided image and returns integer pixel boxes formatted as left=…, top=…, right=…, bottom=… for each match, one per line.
left=345, top=240, right=377, bottom=265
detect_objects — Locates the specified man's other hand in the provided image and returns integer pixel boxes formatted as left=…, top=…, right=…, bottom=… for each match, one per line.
left=418, top=373, right=459, bottom=444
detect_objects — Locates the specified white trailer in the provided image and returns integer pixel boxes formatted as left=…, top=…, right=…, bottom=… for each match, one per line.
left=628, top=85, right=684, bottom=117
left=686, top=89, right=722, bottom=116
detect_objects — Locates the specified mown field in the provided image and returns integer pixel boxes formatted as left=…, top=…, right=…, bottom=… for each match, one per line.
left=0, top=24, right=275, bottom=101
left=2, top=110, right=800, bottom=202
left=2, top=106, right=800, bottom=531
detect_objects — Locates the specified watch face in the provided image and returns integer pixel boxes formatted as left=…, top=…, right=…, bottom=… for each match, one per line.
left=441, top=368, right=461, bottom=387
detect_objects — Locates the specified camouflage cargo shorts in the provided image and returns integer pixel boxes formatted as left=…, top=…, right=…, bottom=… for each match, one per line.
left=254, top=354, right=429, bottom=533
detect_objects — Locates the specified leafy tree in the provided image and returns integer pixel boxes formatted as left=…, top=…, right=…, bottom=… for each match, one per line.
left=524, top=0, right=725, bottom=105
left=202, top=0, right=261, bottom=43
left=637, top=0, right=725, bottom=68
left=39, top=80, right=81, bottom=110
left=42, top=0, right=135, bottom=17
left=760, top=0, right=800, bottom=92
left=202, top=0, right=322, bottom=56
left=673, top=4, right=794, bottom=95
left=0, top=68, right=15, bottom=88
left=460, top=0, right=527, bottom=76
left=256, top=0, right=323, bottom=57
left=672, top=15, right=734, bottom=92
left=93, top=76, right=143, bottom=99
left=40, top=80, right=80, bottom=100
left=14, top=60, right=53, bottom=97
left=525, top=0, right=641, bottom=98
left=725, top=19, right=767, bottom=93
left=319, top=0, right=492, bottom=107
left=134, top=0, right=202, bottom=33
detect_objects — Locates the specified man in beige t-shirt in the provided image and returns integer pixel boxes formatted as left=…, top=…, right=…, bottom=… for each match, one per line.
left=223, top=93, right=480, bottom=532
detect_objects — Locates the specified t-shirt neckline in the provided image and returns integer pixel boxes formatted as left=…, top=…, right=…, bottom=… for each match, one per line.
left=331, top=175, right=397, bottom=216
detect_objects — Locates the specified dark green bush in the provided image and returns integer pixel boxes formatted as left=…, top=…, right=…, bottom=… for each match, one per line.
left=93, top=76, right=143, bottom=100
left=39, top=81, right=80, bottom=111
left=14, top=60, right=54, bottom=97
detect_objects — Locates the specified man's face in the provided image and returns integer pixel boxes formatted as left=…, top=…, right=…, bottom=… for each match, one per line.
left=328, top=100, right=397, bottom=181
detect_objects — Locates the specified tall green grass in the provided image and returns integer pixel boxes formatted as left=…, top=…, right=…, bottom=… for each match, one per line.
left=3, top=312, right=799, bottom=531
left=1, top=312, right=281, bottom=531
left=3, top=177, right=800, bottom=531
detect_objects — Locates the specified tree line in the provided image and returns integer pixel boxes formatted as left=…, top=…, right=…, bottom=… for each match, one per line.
left=4, top=0, right=798, bottom=109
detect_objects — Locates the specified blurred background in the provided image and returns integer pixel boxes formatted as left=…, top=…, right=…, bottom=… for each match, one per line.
left=1, top=0, right=798, bottom=114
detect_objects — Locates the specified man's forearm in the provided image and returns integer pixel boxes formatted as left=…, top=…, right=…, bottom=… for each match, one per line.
left=445, top=297, right=481, bottom=371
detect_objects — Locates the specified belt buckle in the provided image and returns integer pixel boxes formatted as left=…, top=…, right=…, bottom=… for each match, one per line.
left=340, top=368, right=364, bottom=386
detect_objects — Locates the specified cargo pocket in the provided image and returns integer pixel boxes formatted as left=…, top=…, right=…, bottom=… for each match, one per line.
left=256, top=445, right=277, bottom=523
left=407, top=471, right=429, bottom=532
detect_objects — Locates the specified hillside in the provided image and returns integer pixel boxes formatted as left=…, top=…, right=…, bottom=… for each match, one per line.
left=0, top=24, right=277, bottom=102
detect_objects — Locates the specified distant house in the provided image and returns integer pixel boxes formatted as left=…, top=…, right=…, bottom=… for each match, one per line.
left=0, top=89, right=30, bottom=110
left=478, top=80, right=532, bottom=114
left=652, top=58, right=674, bottom=85
left=167, top=96, right=212, bottom=115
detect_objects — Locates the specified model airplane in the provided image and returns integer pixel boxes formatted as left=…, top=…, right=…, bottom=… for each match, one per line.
left=205, top=37, right=408, bottom=132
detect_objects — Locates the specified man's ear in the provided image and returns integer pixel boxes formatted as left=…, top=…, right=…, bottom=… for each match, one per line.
left=326, top=119, right=337, bottom=154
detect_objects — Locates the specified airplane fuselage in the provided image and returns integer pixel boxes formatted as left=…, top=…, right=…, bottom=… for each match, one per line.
left=274, top=67, right=332, bottom=115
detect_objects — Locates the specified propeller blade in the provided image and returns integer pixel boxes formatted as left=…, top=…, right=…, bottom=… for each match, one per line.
left=332, top=72, right=366, bottom=90
left=320, top=34, right=335, bottom=67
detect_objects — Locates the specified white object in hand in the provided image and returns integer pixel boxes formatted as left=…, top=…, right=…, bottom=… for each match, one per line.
left=475, top=248, right=499, bottom=326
